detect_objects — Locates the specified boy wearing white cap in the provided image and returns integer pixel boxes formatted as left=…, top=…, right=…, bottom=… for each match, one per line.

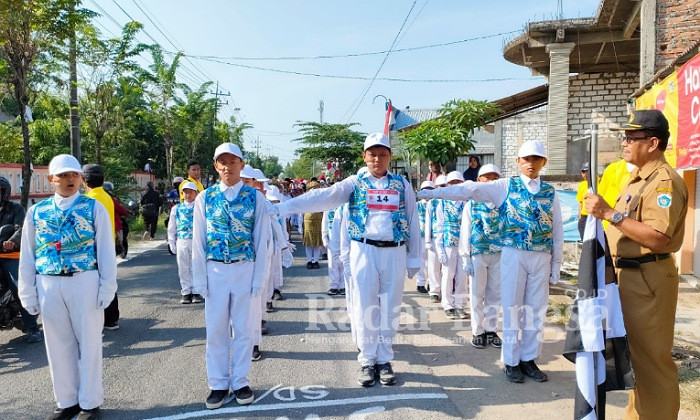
left=434, top=171, right=469, bottom=319
left=272, top=133, right=421, bottom=387
left=192, top=144, right=271, bottom=408
left=423, top=174, right=446, bottom=303
left=418, top=140, right=563, bottom=384
left=459, top=164, right=503, bottom=349
left=18, top=154, right=117, bottom=419
left=415, top=180, right=435, bottom=294
left=167, top=181, right=201, bottom=304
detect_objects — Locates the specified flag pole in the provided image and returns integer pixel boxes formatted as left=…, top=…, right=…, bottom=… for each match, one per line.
left=590, top=122, right=599, bottom=418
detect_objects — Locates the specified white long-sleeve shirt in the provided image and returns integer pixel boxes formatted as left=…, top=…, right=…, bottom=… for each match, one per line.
left=192, top=181, right=271, bottom=293
left=18, top=191, right=118, bottom=308
left=167, top=201, right=195, bottom=252
left=419, top=174, right=564, bottom=267
left=276, top=173, right=422, bottom=269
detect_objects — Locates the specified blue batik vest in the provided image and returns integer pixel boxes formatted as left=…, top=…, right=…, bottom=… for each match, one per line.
left=417, top=200, right=426, bottom=238
left=470, top=201, right=503, bottom=255
left=347, top=173, right=410, bottom=243
left=33, top=195, right=97, bottom=275
left=441, top=200, right=464, bottom=247
left=175, top=203, right=194, bottom=239
left=500, top=177, right=555, bottom=252
left=204, top=184, right=256, bottom=262
left=327, top=208, right=336, bottom=231
left=429, top=198, right=440, bottom=238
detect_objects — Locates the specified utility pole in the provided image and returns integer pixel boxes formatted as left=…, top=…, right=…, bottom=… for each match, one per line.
left=318, top=99, right=324, bottom=123
left=209, top=81, right=230, bottom=145
left=68, top=0, right=81, bottom=162
left=254, top=136, right=262, bottom=158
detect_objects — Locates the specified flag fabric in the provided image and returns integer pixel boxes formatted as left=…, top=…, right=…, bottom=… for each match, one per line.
left=384, top=100, right=397, bottom=135
left=563, top=213, right=635, bottom=420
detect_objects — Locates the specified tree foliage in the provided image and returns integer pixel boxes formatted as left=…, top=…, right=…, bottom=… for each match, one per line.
left=294, top=121, right=364, bottom=177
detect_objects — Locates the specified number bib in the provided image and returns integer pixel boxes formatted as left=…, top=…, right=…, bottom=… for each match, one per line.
left=366, top=189, right=399, bottom=211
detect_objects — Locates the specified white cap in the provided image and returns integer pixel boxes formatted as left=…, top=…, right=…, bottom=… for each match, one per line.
left=49, top=154, right=83, bottom=175
left=173, top=176, right=185, bottom=183
left=420, top=180, right=435, bottom=190
left=181, top=181, right=198, bottom=192
left=266, top=184, right=283, bottom=201
left=252, top=168, right=269, bottom=182
left=357, top=166, right=369, bottom=176
left=363, top=132, right=391, bottom=151
left=478, top=164, right=502, bottom=177
left=446, top=171, right=464, bottom=183
left=517, top=140, right=547, bottom=158
left=213, top=143, right=243, bottom=161
left=263, top=181, right=270, bottom=191
left=240, top=164, right=256, bottom=179
left=435, top=174, right=447, bottom=186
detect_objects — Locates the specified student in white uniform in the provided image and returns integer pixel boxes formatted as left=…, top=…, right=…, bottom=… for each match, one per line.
left=273, top=133, right=421, bottom=387
left=266, top=185, right=293, bottom=302
left=434, top=171, right=468, bottom=320
left=18, top=154, right=117, bottom=420
left=415, top=180, right=435, bottom=294
left=418, top=140, right=563, bottom=384
left=192, top=144, right=271, bottom=409
left=167, top=181, right=200, bottom=304
left=424, top=175, right=446, bottom=303
left=459, top=164, right=503, bottom=349
left=322, top=205, right=345, bottom=295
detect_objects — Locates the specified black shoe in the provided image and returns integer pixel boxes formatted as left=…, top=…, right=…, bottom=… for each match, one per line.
left=266, top=302, right=275, bottom=313
left=306, top=262, right=313, bottom=269
left=181, top=294, right=193, bottom=304
left=445, top=309, right=458, bottom=320
left=416, top=285, right=428, bottom=294
left=321, top=253, right=328, bottom=260
left=327, top=288, right=339, bottom=295
left=376, top=362, right=397, bottom=385
left=429, top=295, right=440, bottom=303
left=261, top=320, right=268, bottom=335
left=455, top=308, right=469, bottom=319
left=77, top=407, right=100, bottom=420
left=206, top=389, right=231, bottom=409
left=519, top=360, right=548, bottom=382
left=505, top=364, right=525, bottom=383
left=471, top=333, right=486, bottom=349
left=272, top=289, right=284, bottom=300
left=192, top=294, right=204, bottom=304
left=252, top=345, right=262, bottom=361
left=26, top=329, right=43, bottom=343
left=312, top=262, right=320, bottom=269
left=485, top=331, right=502, bottom=348
left=233, top=386, right=254, bottom=405
left=339, top=288, right=346, bottom=295
left=357, top=365, right=376, bottom=387
left=48, top=404, right=81, bottom=420
left=103, top=321, right=119, bottom=331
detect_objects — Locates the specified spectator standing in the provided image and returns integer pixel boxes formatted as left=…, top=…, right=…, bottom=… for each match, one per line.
left=141, top=181, right=161, bottom=240
left=463, top=155, right=481, bottom=182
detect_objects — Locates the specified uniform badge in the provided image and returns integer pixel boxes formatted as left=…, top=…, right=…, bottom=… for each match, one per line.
left=657, top=194, right=672, bottom=208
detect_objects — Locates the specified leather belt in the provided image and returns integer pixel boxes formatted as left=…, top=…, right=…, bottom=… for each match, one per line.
left=210, top=259, right=242, bottom=264
left=353, top=238, right=405, bottom=248
left=614, top=253, right=670, bottom=269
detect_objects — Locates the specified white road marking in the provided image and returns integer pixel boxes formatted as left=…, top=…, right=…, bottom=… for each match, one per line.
left=253, top=383, right=282, bottom=404
left=143, top=392, right=449, bottom=420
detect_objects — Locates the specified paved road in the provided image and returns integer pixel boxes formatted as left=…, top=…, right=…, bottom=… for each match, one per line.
left=2, top=237, right=697, bottom=419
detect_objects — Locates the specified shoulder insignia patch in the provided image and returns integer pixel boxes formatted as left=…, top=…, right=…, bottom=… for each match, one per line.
left=657, top=194, right=672, bottom=208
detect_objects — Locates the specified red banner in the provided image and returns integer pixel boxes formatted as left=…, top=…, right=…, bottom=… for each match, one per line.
left=676, top=53, right=700, bottom=168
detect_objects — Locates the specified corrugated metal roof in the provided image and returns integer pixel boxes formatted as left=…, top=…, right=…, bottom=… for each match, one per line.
left=394, top=108, right=440, bottom=131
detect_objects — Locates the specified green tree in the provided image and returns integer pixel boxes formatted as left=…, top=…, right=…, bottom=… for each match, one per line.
left=283, top=155, right=315, bottom=180
left=294, top=121, right=364, bottom=177
left=246, top=154, right=283, bottom=178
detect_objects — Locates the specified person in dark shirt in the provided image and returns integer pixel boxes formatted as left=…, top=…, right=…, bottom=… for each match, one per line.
left=140, top=181, right=161, bottom=240
left=463, top=155, right=481, bottom=182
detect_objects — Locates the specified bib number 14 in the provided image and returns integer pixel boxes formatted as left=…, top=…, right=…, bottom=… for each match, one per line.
left=367, top=189, right=399, bottom=211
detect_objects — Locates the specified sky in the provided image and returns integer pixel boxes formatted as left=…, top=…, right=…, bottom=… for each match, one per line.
left=90, top=0, right=601, bottom=166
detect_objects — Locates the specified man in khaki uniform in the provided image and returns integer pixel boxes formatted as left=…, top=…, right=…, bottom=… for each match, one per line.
left=584, top=109, right=688, bottom=420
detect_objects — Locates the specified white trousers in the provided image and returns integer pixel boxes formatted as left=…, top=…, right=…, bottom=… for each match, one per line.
left=349, top=241, right=406, bottom=366
left=205, top=261, right=260, bottom=390
left=426, top=248, right=442, bottom=296
left=176, top=238, right=193, bottom=295
left=499, top=247, right=551, bottom=366
left=440, top=246, right=468, bottom=310
left=271, top=250, right=283, bottom=289
left=328, top=254, right=344, bottom=289
left=415, top=238, right=427, bottom=287
left=305, top=246, right=322, bottom=262
left=469, top=252, right=501, bottom=335
left=37, top=271, right=104, bottom=409
left=341, top=259, right=356, bottom=346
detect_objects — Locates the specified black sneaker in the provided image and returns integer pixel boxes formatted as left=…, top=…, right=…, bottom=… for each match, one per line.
left=103, top=321, right=119, bottom=331
left=376, top=362, right=397, bottom=385
left=192, top=294, right=204, bottom=304
left=357, top=365, right=376, bottom=387
left=327, top=288, right=339, bottom=296
left=272, top=289, right=284, bottom=300
left=306, top=262, right=313, bottom=269
left=505, top=364, right=525, bottom=383
left=416, top=285, right=428, bottom=294
left=252, top=345, right=262, bottom=361
left=48, top=404, right=81, bottom=420
left=181, top=294, right=193, bottom=304
left=429, top=294, right=440, bottom=303
left=519, top=360, right=548, bottom=382
left=266, top=302, right=275, bottom=313
left=445, top=309, right=458, bottom=319
left=312, top=262, right=320, bottom=269
left=321, top=253, right=328, bottom=260
left=339, top=288, right=346, bottom=295
left=485, top=331, right=502, bottom=348
left=233, top=386, right=254, bottom=405
left=261, top=320, right=268, bottom=335
left=205, top=389, right=231, bottom=409
left=26, top=329, right=42, bottom=343
left=455, top=308, right=469, bottom=319
left=77, top=407, right=100, bottom=420
left=471, top=333, right=486, bottom=349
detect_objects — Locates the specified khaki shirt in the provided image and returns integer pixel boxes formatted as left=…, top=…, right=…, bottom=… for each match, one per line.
left=606, top=156, right=688, bottom=258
